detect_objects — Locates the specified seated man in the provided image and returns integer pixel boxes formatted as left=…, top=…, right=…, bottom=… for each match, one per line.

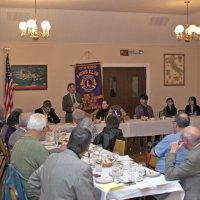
left=72, top=109, right=98, bottom=142
left=165, top=126, right=200, bottom=200
left=134, top=94, right=155, bottom=146
left=134, top=94, right=153, bottom=119
left=96, top=100, right=110, bottom=120
left=94, top=114, right=123, bottom=151
left=11, top=113, right=49, bottom=200
left=29, top=128, right=95, bottom=200
left=8, top=112, right=32, bottom=149
left=151, top=113, right=190, bottom=174
left=35, top=100, right=60, bottom=124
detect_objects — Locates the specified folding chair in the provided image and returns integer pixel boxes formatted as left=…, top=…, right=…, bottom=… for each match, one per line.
left=146, top=153, right=158, bottom=170
left=113, top=138, right=126, bottom=156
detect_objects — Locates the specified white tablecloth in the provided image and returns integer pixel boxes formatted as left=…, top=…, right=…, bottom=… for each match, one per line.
left=49, top=116, right=200, bottom=138
left=92, top=163, right=184, bottom=200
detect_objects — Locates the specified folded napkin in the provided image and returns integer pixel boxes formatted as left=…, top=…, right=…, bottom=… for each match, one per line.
left=117, top=155, right=133, bottom=162
left=99, top=182, right=124, bottom=192
left=136, top=182, right=150, bottom=189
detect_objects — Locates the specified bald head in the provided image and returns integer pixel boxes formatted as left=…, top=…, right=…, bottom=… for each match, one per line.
left=174, top=113, right=190, bottom=129
left=182, top=126, right=200, bottom=150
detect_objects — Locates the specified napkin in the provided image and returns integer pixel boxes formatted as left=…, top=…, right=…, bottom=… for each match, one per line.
left=136, top=182, right=150, bottom=189
left=99, top=182, right=124, bottom=192
left=117, top=155, right=133, bottom=162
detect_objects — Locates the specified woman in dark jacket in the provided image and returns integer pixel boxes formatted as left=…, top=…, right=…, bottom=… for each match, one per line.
left=163, top=97, right=177, bottom=117
left=93, top=114, right=123, bottom=151
left=185, top=96, right=200, bottom=116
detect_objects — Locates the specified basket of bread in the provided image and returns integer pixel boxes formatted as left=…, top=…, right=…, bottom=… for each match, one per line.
left=96, top=157, right=113, bottom=168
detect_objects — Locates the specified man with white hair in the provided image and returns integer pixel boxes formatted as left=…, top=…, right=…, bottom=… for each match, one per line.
left=165, top=126, right=200, bottom=200
left=11, top=113, right=49, bottom=200
left=72, top=109, right=97, bottom=142
left=8, top=112, right=32, bottom=149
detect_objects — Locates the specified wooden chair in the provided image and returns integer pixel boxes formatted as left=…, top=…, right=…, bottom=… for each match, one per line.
left=9, top=185, right=20, bottom=200
left=0, top=137, right=10, bottom=180
left=113, top=138, right=126, bottom=156
left=178, top=109, right=185, bottom=114
left=0, top=137, right=10, bottom=163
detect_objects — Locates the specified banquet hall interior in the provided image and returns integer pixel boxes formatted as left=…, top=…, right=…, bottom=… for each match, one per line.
left=0, top=0, right=200, bottom=199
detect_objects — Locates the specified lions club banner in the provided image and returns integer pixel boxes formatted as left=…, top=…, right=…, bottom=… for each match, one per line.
left=75, top=62, right=103, bottom=114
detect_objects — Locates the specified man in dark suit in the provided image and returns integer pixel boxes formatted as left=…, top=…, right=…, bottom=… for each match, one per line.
left=62, top=83, right=83, bottom=123
left=35, top=100, right=60, bottom=124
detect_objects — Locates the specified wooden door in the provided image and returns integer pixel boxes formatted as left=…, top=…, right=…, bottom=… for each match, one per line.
left=103, top=67, right=146, bottom=118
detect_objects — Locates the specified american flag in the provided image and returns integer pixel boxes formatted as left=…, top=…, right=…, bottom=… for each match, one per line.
left=4, top=53, right=14, bottom=118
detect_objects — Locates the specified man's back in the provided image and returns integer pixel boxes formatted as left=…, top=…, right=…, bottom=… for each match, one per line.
left=166, top=143, right=200, bottom=200
left=11, top=136, right=49, bottom=200
left=77, top=117, right=97, bottom=142
left=154, top=132, right=188, bottom=174
left=31, top=149, right=95, bottom=200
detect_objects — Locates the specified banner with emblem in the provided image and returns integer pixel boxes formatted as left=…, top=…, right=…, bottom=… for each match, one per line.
left=75, top=62, right=103, bottom=114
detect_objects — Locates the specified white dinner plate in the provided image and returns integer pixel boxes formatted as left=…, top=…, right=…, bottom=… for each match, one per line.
left=95, top=177, right=113, bottom=184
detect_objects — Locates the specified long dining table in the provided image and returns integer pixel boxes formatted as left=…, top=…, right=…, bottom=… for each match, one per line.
left=49, top=116, right=200, bottom=138
left=41, top=132, right=185, bottom=200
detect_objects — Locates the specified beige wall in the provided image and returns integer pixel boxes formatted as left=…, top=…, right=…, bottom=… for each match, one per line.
left=0, top=42, right=199, bottom=118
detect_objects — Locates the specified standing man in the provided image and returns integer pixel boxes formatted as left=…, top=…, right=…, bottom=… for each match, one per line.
left=62, top=83, right=83, bottom=123
left=165, top=126, right=200, bottom=200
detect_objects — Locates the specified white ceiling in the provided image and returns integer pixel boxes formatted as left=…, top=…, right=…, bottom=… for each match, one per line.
left=0, top=0, right=200, bottom=44
left=0, top=0, right=200, bottom=14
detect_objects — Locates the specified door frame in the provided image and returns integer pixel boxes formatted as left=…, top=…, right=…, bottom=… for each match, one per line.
left=101, top=63, right=151, bottom=103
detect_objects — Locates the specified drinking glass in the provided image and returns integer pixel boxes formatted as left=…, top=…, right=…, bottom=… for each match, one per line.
left=112, top=163, right=120, bottom=181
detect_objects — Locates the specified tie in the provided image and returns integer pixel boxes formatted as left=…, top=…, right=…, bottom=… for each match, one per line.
left=72, top=95, right=76, bottom=104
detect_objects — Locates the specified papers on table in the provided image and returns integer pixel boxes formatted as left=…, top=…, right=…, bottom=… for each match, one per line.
left=99, top=182, right=124, bottom=192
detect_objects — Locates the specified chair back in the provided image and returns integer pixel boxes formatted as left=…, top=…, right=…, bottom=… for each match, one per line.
left=178, top=109, right=185, bottom=114
left=9, top=185, right=20, bottom=200
left=146, top=153, right=158, bottom=170
left=113, top=139, right=126, bottom=156
left=0, top=137, right=10, bottom=164
left=2, top=164, right=28, bottom=200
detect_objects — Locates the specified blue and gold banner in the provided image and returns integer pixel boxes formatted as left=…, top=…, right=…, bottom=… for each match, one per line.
left=75, top=62, right=103, bottom=114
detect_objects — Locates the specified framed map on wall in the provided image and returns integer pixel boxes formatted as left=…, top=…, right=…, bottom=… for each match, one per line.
left=11, top=65, right=47, bottom=90
left=164, top=54, right=185, bottom=86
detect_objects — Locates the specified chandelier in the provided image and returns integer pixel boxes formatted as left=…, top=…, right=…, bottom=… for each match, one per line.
left=174, top=1, right=200, bottom=42
left=18, top=0, right=51, bottom=40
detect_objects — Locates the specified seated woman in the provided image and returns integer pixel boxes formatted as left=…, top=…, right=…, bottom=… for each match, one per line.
left=96, top=100, right=110, bottom=120
left=35, top=100, right=60, bottom=124
left=163, top=97, right=177, bottom=117
left=93, top=114, right=123, bottom=151
left=4, top=108, right=23, bottom=146
left=185, top=96, right=200, bottom=116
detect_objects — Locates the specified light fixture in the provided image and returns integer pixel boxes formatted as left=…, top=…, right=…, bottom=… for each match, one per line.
left=174, top=1, right=200, bottom=42
left=19, top=0, right=51, bottom=40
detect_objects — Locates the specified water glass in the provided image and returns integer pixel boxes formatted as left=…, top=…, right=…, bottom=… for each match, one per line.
left=95, top=162, right=102, bottom=172
left=112, top=164, right=120, bottom=181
